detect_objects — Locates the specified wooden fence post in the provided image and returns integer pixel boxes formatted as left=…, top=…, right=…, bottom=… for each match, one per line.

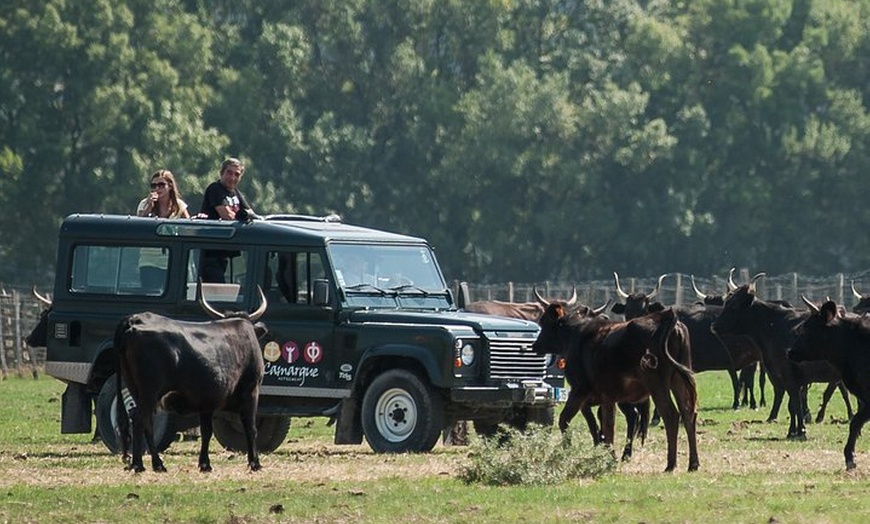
left=0, top=298, right=7, bottom=379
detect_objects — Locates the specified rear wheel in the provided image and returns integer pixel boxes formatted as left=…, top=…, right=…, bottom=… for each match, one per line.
left=361, top=369, right=444, bottom=453
left=95, top=374, right=175, bottom=455
left=213, top=415, right=291, bottom=453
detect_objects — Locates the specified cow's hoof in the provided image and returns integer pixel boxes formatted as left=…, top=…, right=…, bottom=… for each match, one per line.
left=846, top=460, right=857, bottom=470
left=131, top=465, right=146, bottom=474
left=787, top=432, right=807, bottom=441
left=249, top=462, right=262, bottom=472
left=688, top=462, right=700, bottom=472
left=199, top=464, right=212, bottom=473
left=153, top=465, right=167, bottom=473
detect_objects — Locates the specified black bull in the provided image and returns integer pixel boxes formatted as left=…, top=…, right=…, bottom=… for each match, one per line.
left=532, top=304, right=700, bottom=472
left=713, top=282, right=844, bottom=440
left=790, top=299, right=870, bottom=470
left=115, top=285, right=268, bottom=473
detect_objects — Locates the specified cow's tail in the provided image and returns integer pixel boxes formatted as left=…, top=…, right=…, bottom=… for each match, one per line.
left=113, top=317, right=133, bottom=464
left=655, top=309, right=697, bottom=403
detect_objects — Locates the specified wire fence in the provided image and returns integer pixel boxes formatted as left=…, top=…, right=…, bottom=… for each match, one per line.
left=0, top=285, right=46, bottom=380
left=455, top=268, right=870, bottom=310
left=6, top=268, right=870, bottom=378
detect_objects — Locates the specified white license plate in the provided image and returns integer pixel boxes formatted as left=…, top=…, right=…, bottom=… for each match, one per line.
left=554, top=387, right=568, bottom=402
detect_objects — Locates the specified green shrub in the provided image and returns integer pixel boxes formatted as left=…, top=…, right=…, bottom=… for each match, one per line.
left=458, top=424, right=617, bottom=486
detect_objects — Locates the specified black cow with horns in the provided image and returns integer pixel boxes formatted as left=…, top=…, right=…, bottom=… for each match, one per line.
left=114, top=281, right=268, bottom=473
left=533, top=300, right=699, bottom=472
left=790, top=298, right=870, bottom=470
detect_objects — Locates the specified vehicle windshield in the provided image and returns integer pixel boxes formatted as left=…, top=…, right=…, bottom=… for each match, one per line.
left=328, top=243, right=446, bottom=295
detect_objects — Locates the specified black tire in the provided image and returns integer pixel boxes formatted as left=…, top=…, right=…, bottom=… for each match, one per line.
left=361, top=369, right=444, bottom=453
left=212, top=415, right=291, bottom=453
left=95, top=373, right=175, bottom=455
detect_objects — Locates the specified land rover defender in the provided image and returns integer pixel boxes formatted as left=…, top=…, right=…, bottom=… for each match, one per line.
left=42, top=213, right=563, bottom=454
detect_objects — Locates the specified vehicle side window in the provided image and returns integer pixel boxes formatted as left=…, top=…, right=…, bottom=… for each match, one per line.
left=70, top=245, right=168, bottom=296
left=265, top=251, right=327, bottom=306
left=185, top=248, right=248, bottom=304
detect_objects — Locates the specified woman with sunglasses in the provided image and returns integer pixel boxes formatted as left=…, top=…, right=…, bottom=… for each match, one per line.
left=136, top=169, right=191, bottom=218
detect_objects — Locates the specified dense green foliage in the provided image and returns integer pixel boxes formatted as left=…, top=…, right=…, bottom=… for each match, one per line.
left=3, top=0, right=870, bottom=285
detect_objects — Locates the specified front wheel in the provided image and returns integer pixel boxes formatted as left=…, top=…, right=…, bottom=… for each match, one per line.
left=213, top=415, right=291, bottom=453
left=95, top=373, right=175, bottom=455
left=361, top=369, right=444, bottom=453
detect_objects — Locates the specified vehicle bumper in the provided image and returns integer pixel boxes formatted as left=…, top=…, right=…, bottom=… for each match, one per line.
left=450, top=380, right=562, bottom=407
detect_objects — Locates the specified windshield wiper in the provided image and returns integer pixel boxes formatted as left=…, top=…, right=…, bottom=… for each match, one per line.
left=344, top=283, right=389, bottom=296
left=389, top=284, right=430, bottom=296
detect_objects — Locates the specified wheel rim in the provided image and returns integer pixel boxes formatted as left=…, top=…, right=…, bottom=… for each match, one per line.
left=374, top=387, right=417, bottom=443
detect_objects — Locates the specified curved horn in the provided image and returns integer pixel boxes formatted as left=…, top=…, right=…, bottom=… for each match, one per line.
left=852, top=280, right=863, bottom=300
left=727, top=267, right=737, bottom=292
left=565, top=286, right=578, bottom=307
left=690, top=275, right=707, bottom=300
left=32, top=286, right=52, bottom=307
left=801, top=295, right=820, bottom=314
left=197, top=279, right=226, bottom=320
left=533, top=286, right=550, bottom=307
left=247, top=286, right=267, bottom=322
left=613, top=272, right=629, bottom=299
left=592, top=298, right=612, bottom=316
left=647, top=274, right=666, bottom=300
left=748, top=272, right=765, bottom=293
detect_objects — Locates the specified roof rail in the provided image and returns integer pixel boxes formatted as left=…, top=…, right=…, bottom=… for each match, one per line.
left=263, top=214, right=342, bottom=223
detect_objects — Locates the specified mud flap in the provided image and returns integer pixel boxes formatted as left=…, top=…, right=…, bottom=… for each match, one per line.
left=61, top=383, right=93, bottom=434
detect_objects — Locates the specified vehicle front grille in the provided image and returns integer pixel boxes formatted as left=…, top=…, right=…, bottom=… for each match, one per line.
left=488, top=336, right=547, bottom=380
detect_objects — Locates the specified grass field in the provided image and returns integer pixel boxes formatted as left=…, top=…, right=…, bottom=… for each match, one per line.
left=0, top=371, right=868, bottom=523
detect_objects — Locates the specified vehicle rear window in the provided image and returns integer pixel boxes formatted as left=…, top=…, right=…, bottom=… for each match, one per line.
left=70, top=245, right=169, bottom=296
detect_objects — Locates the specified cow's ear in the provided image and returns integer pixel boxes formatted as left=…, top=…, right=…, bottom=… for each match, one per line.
left=253, top=323, right=268, bottom=339
left=647, top=302, right=665, bottom=313
left=611, top=303, right=625, bottom=314
left=820, top=301, right=838, bottom=323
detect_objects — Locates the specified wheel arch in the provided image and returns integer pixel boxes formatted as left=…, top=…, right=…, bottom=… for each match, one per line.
left=86, top=340, right=118, bottom=395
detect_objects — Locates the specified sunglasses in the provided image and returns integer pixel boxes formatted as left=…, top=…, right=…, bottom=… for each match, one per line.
left=150, top=182, right=168, bottom=189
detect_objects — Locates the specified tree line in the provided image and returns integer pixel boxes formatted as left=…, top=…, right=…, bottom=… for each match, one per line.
left=2, top=0, right=870, bottom=288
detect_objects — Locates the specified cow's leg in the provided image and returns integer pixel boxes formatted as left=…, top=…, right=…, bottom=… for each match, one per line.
left=599, top=403, right=616, bottom=447
left=240, top=399, right=261, bottom=471
left=786, top=387, right=807, bottom=440
left=650, top=389, right=680, bottom=472
left=198, top=412, right=213, bottom=472
left=617, top=402, right=638, bottom=461
left=141, top=406, right=166, bottom=472
left=670, top=375, right=700, bottom=472
left=759, top=367, right=767, bottom=407
left=559, top=390, right=583, bottom=433
left=844, top=401, right=870, bottom=470
left=817, top=382, right=838, bottom=423
left=580, top=406, right=601, bottom=444
left=839, top=382, right=855, bottom=421
left=768, top=384, right=785, bottom=422
left=728, top=369, right=741, bottom=410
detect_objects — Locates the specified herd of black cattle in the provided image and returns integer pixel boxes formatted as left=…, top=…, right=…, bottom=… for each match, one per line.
left=26, top=271, right=870, bottom=474
left=467, top=270, right=870, bottom=473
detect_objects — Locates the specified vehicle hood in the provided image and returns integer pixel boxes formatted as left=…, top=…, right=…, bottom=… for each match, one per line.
left=346, top=309, right=539, bottom=332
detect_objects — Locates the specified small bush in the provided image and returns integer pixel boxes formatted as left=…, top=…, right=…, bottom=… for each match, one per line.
left=458, top=424, right=617, bottom=486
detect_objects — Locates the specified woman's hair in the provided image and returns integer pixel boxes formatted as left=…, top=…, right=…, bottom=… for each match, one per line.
left=150, top=169, right=184, bottom=217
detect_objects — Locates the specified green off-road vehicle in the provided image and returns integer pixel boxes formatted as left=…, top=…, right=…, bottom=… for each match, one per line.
left=40, top=213, right=563, bottom=454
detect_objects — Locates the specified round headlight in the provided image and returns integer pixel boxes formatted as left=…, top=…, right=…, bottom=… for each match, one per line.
left=460, top=343, right=475, bottom=366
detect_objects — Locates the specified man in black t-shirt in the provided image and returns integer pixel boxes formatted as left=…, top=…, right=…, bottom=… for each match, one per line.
left=198, top=158, right=257, bottom=282
left=199, top=157, right=254, bottom=220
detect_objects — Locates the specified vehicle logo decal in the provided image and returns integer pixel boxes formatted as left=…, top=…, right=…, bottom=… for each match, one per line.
left=282, top=341, right=299, bottom=363
left=304, top=341, right=323, bottom=364
left=263, top=341, right=281, bottom=363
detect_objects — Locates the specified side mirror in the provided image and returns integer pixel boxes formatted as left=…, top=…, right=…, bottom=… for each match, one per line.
left=313, top=279, right=330, bottom=306
left=457, top=281, right=471, bottom=309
